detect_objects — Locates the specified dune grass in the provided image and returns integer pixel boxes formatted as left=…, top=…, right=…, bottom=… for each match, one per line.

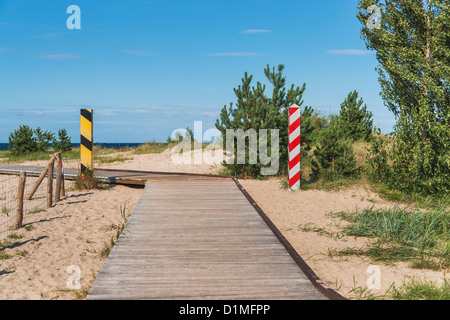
left=330, top=199, right=450, bottom=271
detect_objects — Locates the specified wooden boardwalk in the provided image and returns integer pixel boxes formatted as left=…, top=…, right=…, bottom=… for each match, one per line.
left=0, top=164, right=226, bottom=186
left=87, top=178, right=330, bottom=300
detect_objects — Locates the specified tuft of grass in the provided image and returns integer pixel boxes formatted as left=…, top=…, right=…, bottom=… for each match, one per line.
left=73, top=169, right=106, bottom=190
left=24, top=224, right=35, bottom=231
left=99, top=202, right=130, bottom=259
left=94, top=155, right=132, bottom=164
left=386, top=278, right=450, bottom=300
left=0, top=251, right=13, bottom=260
left=298, top=222, right=345, bottom=240
left=27, top=208, right=45, bottom=215
left=132, top=141, right=170, bottom=155
left=15, top=250, right=28, bottom=257
left=330, top=202, right=450, bottom=270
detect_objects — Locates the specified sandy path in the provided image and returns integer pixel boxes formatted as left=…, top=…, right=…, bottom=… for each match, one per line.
left=0, top=181, right=142, bottom=300
left=1, top=148, right=447, bottom=300
left=239, top=179, right=447, bottom=299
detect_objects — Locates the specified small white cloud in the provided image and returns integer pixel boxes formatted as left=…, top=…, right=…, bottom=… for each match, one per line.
left=328, top=49, right=373, bottom=56
left=206, top=52, right=263, bottom=57
left=120, top=50, right=155, bottom=56
left=241, top=29, right=272, bottom=34
left=25, top=32, right=64, bottom=40
left=0, top=47, right=7, bottom=52
left=39, top=53, right=82, bottom=60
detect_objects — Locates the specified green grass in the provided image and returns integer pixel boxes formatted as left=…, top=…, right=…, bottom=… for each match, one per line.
left=0, top=251, right=13, bottom=260
left=0, top=149, right=80, bottom=163
left=330, top=202, right=450, bottom=270
left=24, top=224, right=35, bottom=231
left=99, top=202, right=129, bottom=259
left=132, top=141, right=171, bottom=155
left=386, top=278, right=450, bottom=300
left=27, top=208, right=46, bottom=215
left=94, top=155, right=132, bottom=164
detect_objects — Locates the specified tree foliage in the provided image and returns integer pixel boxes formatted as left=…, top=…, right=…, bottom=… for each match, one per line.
left=357, top=0, right=450, bottom=194
left=312, top=115, right=357, bottom=181
left=215, top=64, right=305, bottom=178
left=8, top=125, right=38, bottom=156
left=52, top=129, right=72, bottom=152
left=338, top=91, right=374, bottom=142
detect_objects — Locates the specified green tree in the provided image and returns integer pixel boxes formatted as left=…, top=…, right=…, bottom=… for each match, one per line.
left=312, top=116, right=357, bottom=181
left=357, top=0, right=450, bottom=194
left=215, top=64, right=305, bottom=178
left=299, top=106, right=317, bottom=160
left=338, top=91, right=374, bottom=142
left=34, top=127, right=54, bottom=152
left=8, top=125, right=38, bottom=155
left=52, top=129, right=72, bottom=152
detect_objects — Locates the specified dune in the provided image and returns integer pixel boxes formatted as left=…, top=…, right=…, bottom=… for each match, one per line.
left=0, top=147, right=446, bottom=300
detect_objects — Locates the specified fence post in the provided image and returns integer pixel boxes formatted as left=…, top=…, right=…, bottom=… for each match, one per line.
left=288, top=104, right=301, bottom=191
left=55, top=152, right=62, bottom=203
left=26, top=154, right=56, bottom=200
left=47, top=159, right=54, bottom=208
left=16, top=172, right=26, bottom=229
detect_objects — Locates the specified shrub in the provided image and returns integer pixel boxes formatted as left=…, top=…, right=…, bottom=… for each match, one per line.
left=34, top=127, right=54, bottom=152
left=73, top=169, right=104, bottom=190
left=52, top=129, right=72, bottom=152
left=8, top=125, right=38, bottom=155
left=215, top=64, right=306, bottom=178
left=312, top=115, right=357, bottom=181
left=338, top=91, right=373, bottom=142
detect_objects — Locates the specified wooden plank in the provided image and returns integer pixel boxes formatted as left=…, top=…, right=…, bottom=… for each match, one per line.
left=87, top=180, right=328, bottom=300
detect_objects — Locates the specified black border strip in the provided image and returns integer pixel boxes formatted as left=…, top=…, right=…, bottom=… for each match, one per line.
left=232, top=177, right=347, bottom=300
left=81, top=109, right=92, bottom=122
left=81, top=135, right=93, bottom=151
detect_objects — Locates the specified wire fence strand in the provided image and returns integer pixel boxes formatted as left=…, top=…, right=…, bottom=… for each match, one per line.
left=0, top=173, right=50, bottom=241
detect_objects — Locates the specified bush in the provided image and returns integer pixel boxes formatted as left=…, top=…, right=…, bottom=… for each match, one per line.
left=8, top=126, right=73, bottom=156
left=8, top=125, right=38, bottom=156
left=52, top=129, right=72, bottom=152
left=215, top=64, right=306, bottom=178
left=312, top=115, right=357, bottom=181
left=73, top=169, right=104, bottom=190
left=338, top=91, right=373, bottom=142
left=34, top=127, right=54, bottom=152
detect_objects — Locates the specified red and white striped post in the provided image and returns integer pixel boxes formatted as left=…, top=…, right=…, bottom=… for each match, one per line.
left=288, top=104, right=301, bottom=191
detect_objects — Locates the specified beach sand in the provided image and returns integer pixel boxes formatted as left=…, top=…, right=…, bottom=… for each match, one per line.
left=0, top=148, right=447, bottom=299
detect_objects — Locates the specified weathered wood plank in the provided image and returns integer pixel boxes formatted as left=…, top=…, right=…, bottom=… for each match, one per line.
left=87, top=180, right=328, bottom=300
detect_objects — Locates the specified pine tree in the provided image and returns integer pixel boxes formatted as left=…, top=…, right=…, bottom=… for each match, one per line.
left=312, top=115, right=357, bottom=181
left=215, top=64, right=306, bottom=178
left=338, top=91, right=374, bottom=142
left=52, top=129, right=72, bottom=152
left=8, top=125, right=38, bottom=155
left=34, top=127, right=54, bottom=152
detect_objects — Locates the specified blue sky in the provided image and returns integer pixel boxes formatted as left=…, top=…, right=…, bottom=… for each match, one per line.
left=0, top=0, right=394, bottom=143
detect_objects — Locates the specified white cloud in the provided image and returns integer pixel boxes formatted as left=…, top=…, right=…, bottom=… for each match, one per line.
left=39, top=53, right=82, bottom=60
left=328, top=49, right=373, bottom=56
left=25, top=32, right=64, bottom=40
left=120, top=50, right=155, bottom=56
left=206, top=52, right=263, bottom=57
left=241, top=29, right=272, bottom=34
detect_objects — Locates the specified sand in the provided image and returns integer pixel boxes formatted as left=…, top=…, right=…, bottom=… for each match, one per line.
left=0, top=147, right=447, bottom=300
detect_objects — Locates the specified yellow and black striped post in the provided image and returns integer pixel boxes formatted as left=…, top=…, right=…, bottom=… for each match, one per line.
left=80, top=109, right=93, bottom=173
